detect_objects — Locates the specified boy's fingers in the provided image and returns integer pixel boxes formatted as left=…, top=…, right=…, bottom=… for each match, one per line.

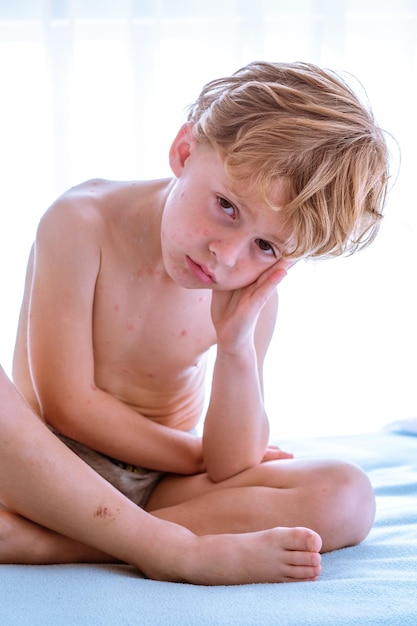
left=262, top=445, right=294, bottom=462
left=255, top=260, right=289, bottom=291
left=277, top=257, right=298, bottom=272
left=259, top=256, right=298, bottom=291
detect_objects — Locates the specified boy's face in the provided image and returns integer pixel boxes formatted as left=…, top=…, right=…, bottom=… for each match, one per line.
left=161, top=125, right=291, bottom=291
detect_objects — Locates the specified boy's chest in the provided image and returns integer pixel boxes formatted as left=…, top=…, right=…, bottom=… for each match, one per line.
left=92, top=264, right=216, bottom=381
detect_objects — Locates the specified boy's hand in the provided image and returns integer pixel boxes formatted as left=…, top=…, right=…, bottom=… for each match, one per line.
left=211, top=258, right=292, bottom=354
left=262, top=444, right=294, bottom=462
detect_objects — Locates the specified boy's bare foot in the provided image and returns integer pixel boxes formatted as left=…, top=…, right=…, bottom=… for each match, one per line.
left=0, top=508, right=114, bottom=565
left=149, top=526, right=322, bottom=585
left=194, top=527, right=322, bottom=585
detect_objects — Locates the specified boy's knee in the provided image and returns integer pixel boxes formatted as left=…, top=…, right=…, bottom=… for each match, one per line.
left=316, top=460, right=375, bottom=550
left=342, top=461, right=375, bottom=543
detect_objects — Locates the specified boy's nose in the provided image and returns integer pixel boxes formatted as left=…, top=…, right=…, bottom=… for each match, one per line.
left=208, top=237, right=243, bottom=267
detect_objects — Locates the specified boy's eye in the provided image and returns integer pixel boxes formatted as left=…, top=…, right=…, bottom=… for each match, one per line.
left=218, top=197, right=235, bottom=217
left=256, top=239, right=276, bottom=257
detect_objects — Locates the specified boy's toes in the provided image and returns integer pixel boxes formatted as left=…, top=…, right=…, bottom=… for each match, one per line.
left=287, top=527, right=322, bottom=553
left=286, top=565, right=322, bottom=582
left=280, top=527, right=322, bottom=581
left=288, top=549, right=321, bottom=568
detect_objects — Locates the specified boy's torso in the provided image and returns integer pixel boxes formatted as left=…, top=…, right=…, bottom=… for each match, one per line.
left=14, top=179, right=217, bottom=431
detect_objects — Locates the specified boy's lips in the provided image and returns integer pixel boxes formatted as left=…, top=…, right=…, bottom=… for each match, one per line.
left=185, top=256, right=216, bottom=284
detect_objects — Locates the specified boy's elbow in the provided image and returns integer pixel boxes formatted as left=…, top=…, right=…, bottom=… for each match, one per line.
left=205, top=457, right=257, bottom=484
left=203, top=437, right=264, bottom=483
left=38, top=391, right=89, bottom=439
left=206, top=466, right=246, bottom=484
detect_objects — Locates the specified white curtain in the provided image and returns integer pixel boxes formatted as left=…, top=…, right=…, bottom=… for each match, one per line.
left=0, top=0, right=415, bottom=437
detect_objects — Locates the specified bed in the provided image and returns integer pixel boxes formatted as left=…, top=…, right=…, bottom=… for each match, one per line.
left=1, top=424, right=416, bottom=626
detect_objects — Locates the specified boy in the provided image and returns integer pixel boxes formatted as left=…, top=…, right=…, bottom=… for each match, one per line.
left=3, top=61, right=388, bottom=582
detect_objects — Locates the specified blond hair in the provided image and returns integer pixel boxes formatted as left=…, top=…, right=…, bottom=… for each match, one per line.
left=187, top=61, right=390, bottom=260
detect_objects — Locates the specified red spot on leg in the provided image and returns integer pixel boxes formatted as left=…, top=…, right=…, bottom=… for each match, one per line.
left=94, top=506, right=115, bottom=520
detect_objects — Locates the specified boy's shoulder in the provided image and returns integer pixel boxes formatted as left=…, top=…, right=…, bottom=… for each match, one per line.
left=36, top=177, right=169, bottom=253
left=39, top=178, right=149, bottom=233
left=56, top=178, right=143, bottom=210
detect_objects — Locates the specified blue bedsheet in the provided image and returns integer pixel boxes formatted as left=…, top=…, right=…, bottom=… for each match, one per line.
left=1, top=431, right=416, bottom=626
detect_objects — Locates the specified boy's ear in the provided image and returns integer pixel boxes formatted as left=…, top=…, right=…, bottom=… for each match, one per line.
left=169, top=123, right=196, bottom=177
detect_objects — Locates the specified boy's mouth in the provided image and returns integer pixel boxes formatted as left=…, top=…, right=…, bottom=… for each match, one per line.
left=185, top=256, right=216, bottom=284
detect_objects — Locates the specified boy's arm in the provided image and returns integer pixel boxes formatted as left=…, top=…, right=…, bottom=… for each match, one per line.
left=203, top=261, right=291, bottom=482
left=25, top=199, right=203, bottom=475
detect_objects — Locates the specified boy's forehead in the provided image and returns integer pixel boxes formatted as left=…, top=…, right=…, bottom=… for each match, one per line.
left=228, top=175, right=290, bottom=213
left=204, top=143, right=287, bottom=207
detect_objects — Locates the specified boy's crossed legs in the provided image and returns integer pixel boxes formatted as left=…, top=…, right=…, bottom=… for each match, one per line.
left=146, top=457, right=375, bottom=554
left=0, top=367, right=374, bottom=584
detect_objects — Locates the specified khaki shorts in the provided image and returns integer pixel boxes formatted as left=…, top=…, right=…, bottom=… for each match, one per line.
left=51, top=428, right=166, bottom=509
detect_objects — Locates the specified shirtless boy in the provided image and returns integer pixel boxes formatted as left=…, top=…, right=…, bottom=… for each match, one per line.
left=1, top=61, right=389, bottom=584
